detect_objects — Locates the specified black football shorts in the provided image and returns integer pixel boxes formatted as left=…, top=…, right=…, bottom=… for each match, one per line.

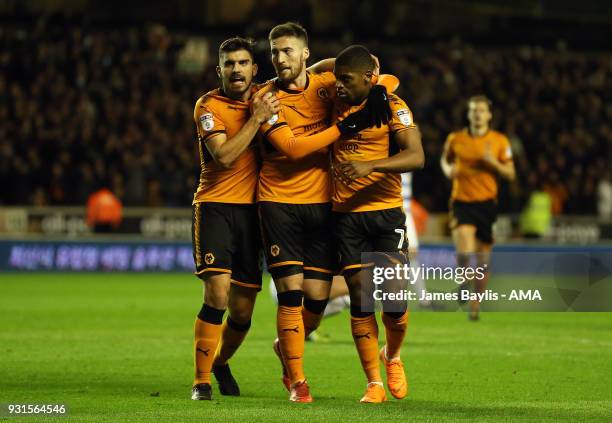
left=450, top=200, right=497, bottom=244
left=333, top=207, right=409, bottom=273
left=192, top=202, right=263, bottom=290
left=258, top=201, right=335, bottom=281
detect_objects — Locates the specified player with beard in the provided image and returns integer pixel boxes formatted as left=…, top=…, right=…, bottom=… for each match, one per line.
left=190, top=37, right=280, bottom=401
left=255, top=23, right=393, bottom=403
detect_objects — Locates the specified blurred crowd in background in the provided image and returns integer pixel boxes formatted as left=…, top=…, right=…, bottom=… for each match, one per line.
left=386, top=41, right=612, bottom=216
left=1, top=12, right=610, bottom=217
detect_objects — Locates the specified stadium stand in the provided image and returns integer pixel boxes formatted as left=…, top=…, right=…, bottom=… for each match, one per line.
left=0, top=13, right=610, bottom=216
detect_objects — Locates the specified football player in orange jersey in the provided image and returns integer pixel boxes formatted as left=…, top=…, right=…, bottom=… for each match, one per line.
left=255, top=23, right=393, bottom=403
left=440, top=96, right=516, bottom=320
left=190, top=37, right=280, bottom=400
left=263, top=43, right=424, bottom=403
left=331, top=45, right=424, bottom=403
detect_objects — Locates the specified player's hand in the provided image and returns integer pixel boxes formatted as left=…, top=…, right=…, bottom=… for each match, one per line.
left=332, top=161, right=362, bottom=185
left=336, top=105, right=373, bottom=136
left=337, top=160, right=375, bottom=181
left=252, top=91, right=280, bottom=124
left=366, top=85, right=392, bottom=128
left=331, top=162, right=352, bottom=185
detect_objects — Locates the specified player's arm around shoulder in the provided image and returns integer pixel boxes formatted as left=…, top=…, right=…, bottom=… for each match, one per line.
left=307, top=58, right=335, bottom=74
left=195, top=92, right=279, bottom=169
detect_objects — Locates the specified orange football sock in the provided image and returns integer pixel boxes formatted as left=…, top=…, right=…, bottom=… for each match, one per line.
left=278, top=305, right=306, bottom=384
left=193, top=317, right=224, bottom=385
left=214, top=317, right=251, bottom=366
left=381, top=311, right=409, bottom=359
left=351, top=314, right=382, bottom=383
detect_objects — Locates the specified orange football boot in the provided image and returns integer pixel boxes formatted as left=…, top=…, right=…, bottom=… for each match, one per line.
left=359, top=382, right=387, bottom=403
left=290, top=380, right=313, bottom=403
left=380, top=347, right=408, bottom=399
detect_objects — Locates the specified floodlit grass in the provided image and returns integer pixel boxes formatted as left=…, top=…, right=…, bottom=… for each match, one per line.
left=1, top=273, right=610, bottom=421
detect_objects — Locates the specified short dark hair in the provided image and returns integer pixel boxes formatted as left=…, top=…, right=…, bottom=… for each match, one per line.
left=268, top=22, right=308, bottom=45
left=468, top=95, right=492, bottom=109
left=219, top=37, right=255, bottom=61
left=335, top=45, right=375, bottom=72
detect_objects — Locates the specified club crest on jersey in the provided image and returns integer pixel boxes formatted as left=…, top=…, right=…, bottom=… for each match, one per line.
left=317, top=87, right=329, bottom=99
left=267, top=114, right=279, bottom=126
left=199, top=113, right=214, bottom=131
left=270, top=244, right=280, bottom=257
left=204, top=253, right=215, bottom=265
left=396, top=109, right=412, bottom=126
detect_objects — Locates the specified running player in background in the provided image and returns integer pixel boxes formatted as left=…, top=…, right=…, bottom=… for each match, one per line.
left=190, top=37, right=280, bottom=400
left=440, top=95, right=515, bottom=321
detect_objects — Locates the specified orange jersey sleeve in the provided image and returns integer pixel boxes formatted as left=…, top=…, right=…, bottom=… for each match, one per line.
left=194, top=97, right=227, bottom=142
left=375, top=74, right=400, bottom=93
left=388, top=94, right=417, bottom=133
left=265, top=124, right=341, bottom=160
left=498, top=134, right=513, bottom=163
left=192, top=90, right=259, bottom=204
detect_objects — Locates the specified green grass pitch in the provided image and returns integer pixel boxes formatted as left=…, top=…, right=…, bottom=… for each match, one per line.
left=1, top=273, right=611, bottom=422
